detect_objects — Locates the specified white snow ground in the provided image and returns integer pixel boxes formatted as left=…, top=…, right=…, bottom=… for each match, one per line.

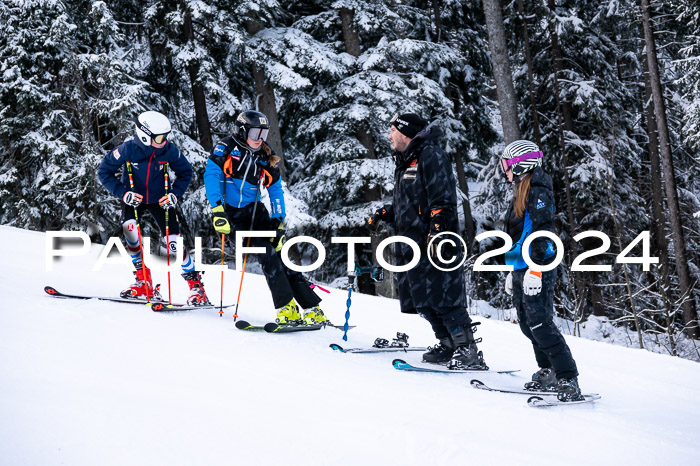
left=1, top=225, right=699, bottom=466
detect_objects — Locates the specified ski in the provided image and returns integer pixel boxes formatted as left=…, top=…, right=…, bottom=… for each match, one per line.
left=527, top=394, right=601, bottom=407
left=330, top=343, right=428, bottom=354
left=264, top=322, right=324, bottom=333
left=471, top=380, right=602, bottom=402
left=234, top=320, right=267, bottom=331
left=45, top=286, right=233, bottom=311
left=235, top=320, right=353, bottom=333
left=392, top=358, right=519, bottom=375
left=470, top=379, right=559, bottom=396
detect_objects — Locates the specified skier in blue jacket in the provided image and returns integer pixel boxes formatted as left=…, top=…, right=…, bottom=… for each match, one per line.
left=97, top=111, right=209, bottom=305
left=500, top=139, right=582, bottom=402
left=204, top=110, right=325, bottom=324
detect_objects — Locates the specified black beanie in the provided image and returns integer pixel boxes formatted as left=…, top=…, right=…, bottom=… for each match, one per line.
left=390, top=113, right=427, bottom=139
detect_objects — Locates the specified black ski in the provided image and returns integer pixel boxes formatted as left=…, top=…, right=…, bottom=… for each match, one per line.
left=392, top=359, right=519, bottom=375
left=330, top=343, right=428, bottom=354
left=264, top=322, right=323, bottom=333
left=235, top=320, right=353, bottom=333
left=234, top=320, right=267, bottom=331
left=45, top=286, right=233, bottom=312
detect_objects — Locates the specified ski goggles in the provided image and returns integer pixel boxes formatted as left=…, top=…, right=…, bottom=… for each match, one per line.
left=152, top=132, right=170, bottom=144
left=501, top=151, right=542, bottom=172
left=248, top=127, right=269, bottom=141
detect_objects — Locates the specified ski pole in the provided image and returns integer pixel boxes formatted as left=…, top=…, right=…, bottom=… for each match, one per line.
left=164, top=163, right=172, bottom=305
left=343, top=272, right=356, bottom=341
left=126, top=161, right=151, bottom=303
left=233, top=169, right=265, bottom=321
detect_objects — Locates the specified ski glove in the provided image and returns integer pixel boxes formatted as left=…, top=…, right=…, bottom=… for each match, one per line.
left=505, top=272, right=513, bottom=296
left=367, top=206, right=389, bottom=233
left=522, top=269, right=542, bottom=296
left=123, top=191, right=143, bottom=207
left=212, top=205, right=230, bottom=235
left=159, top=193, right=177, bottom=210
left=270, top=220, right=285, bottom=252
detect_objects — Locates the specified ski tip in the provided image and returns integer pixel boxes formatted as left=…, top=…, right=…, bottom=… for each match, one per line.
left=470, top=379, right=485, bottom=388
left=235, top=320, right=252, bottom=330
left=44, top=286, right=58, bottom=295
left=264, top=322, right=281, bottom=333
left=329, top=343, right=345, bottom=352
left=527, top=396, right=545, bottom=406
left=392, top=359, right=409, bottom=369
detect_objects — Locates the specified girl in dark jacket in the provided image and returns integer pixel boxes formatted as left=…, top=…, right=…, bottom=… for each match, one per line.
left=500, top=140, right=583, bottom=402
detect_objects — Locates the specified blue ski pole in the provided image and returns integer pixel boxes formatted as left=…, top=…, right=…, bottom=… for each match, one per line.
left=343, top=271, right=356, bottom=341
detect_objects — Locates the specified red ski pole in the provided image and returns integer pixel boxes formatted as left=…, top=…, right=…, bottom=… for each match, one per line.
left=164, top=163, right=172, bottom=305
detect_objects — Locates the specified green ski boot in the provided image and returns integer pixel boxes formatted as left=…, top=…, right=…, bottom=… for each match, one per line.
left=303, top=306, right=328, bottom=325
left=276, top=299, right=301, bottom=324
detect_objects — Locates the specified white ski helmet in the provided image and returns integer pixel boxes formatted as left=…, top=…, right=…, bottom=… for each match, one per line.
left=135, top=111, right=172, bottom=146
left=501, top=140, right=542, bottom=177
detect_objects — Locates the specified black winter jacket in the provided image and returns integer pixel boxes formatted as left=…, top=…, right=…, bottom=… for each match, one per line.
left=387, top=126, right=466, bottom=313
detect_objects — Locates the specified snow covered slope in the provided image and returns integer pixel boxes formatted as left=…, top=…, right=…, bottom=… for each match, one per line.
left=1, top=225, right=699, bottom=465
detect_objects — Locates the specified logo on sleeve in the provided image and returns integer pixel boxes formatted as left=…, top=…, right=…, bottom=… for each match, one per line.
left=536, top=198, right=546, bottom=209
left=213, top=144, right=226, bottom=156
left=112, top=148, right=121, bottom=160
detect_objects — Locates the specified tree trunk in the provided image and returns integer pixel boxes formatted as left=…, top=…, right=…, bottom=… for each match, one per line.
left=643, top=59, right=675, bottom=352
left=640, top=0, right=699, bottom=338
left=481, top=0, right=521, bottom=143
left=245, top=20, right=287, bottom=181
left=516, top=0, right=542, bottom=147
left=183, top=9, right=212, bottom=152
left=547, top=0, right=574, bottom=133
left=339, top=7, right=361, bottom=57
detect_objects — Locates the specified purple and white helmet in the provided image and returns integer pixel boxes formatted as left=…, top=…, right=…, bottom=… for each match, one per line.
left=501, top=140, right=543, bottom=176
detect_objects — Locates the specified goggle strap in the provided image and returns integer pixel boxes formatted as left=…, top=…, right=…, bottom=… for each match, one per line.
left=505, top=151, right=542, bottom=168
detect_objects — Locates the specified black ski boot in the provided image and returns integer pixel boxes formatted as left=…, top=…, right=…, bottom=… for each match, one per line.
left=446, top=323, right=488, bottom=370
left=524, top=367, right=557, bottom=391
left=556, top=377, right=585, bottom=402
left=422, top=337, right=454, bottom=364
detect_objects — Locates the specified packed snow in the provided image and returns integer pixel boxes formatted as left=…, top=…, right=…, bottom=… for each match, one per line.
left=1, top=225, right=699, bottom=465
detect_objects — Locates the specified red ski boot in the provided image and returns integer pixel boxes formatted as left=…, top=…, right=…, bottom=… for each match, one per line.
left=120, top=264, right=162, bottom=301
left=182, top=271, right=210, bottom=306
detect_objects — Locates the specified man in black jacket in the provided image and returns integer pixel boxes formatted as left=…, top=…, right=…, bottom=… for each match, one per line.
left=367, top=113, right=488, bottom=370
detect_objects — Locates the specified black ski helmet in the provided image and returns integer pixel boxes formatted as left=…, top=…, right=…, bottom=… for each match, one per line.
left=501, top=140, right=542, bottom=177
left=234, top=110, right=270, bottom=142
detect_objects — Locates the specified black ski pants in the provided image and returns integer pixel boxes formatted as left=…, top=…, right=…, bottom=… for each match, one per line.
left=417, top=306, right=474, bottom=341
left=512, top=268, right=578, bottom=379
left=225, top=202, right=320, bottom=310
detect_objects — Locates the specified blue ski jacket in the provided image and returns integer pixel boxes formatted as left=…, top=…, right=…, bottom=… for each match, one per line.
left=203, top=136, right=285, bottom=220
left=97, top=138, right=193, bottom=204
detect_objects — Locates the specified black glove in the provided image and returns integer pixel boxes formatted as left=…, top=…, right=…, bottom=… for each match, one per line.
left=367, top=206, right=390, bottom=233
left=427, top=215, right=457, bottom=265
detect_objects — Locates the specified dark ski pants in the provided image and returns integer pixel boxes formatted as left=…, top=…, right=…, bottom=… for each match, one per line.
left=225, top=203, right=320, bottom=310
left=417, top=306, right=474, bottom=341
left=512, top=268, right=578, bottom=379
left=121, top=202, right=181, bottom=236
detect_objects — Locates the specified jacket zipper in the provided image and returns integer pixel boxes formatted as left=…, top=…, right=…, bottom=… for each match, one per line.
left=145, top=150, right=155, bottom=204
